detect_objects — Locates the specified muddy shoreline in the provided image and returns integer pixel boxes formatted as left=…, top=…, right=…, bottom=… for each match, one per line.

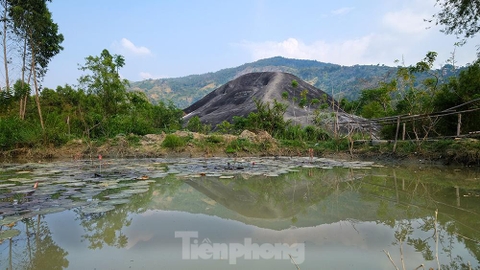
left=0, top=131, right=479, bottom=167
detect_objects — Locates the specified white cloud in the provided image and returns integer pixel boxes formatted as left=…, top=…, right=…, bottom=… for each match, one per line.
left=331, top=7, right=354, bottom=16
left=113, top=38, right=152, bottom=56
left=139, top=72, right=153, bottom=79
left=139, top=72, right=166, bottom=80
left=238, top=37, right=374, bottom=66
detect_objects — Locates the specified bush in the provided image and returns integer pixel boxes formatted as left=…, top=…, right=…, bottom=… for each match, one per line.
left=206, top=135, right=223, bottom=144
left=216, top=120, right=234, bottom=134
left=162, top=134, right=187, bottom=148
left=0, top=117, right=43, bottom=150
left=225, top=138, right=252, bottom=154
left=187, top=116, right=211, bottom=134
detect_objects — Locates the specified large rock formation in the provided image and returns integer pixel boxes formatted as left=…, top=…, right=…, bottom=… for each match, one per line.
left=183, top=72, right=378, bottom=137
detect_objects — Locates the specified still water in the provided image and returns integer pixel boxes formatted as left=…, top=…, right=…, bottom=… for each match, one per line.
left=0, top=157, right=479, bottom=269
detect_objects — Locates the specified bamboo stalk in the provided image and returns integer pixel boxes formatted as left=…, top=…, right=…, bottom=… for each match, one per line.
left=383, top=250, right=399, bottom=270
left=289, top=254, right=301, bottom=270
left=435, top=209, right=440, bottom=270
left=393, top=116, right=401, bottom=153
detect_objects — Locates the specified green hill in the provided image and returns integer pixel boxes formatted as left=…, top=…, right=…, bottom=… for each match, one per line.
left=128, top=56, right=457, bottom=109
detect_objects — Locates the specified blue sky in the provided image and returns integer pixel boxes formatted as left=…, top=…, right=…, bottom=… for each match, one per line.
left=38, top=0, right=480, bottom=89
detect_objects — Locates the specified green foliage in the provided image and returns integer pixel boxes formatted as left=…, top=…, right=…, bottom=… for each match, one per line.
left=434, top=0, right=480, bottom=39
left=187, top=116, right=201, bottom=130
left=13, top=80, right=30, bottom=101
left=150, top=101, right=184, bottom=131
left=433, top=60, right=480, bottom=135
left=279, top=139, right=305, bottom=148
left=79, top=49, right=128, bottom=117
left=161, top=134, right=187, bottom=149
left=303, top=125, right=330, bottom=141
left=0, top=116, right=42, bottom=149
left=250, top=99, right=290, bottom=136
left=314, top=138, right=350, bottom=152
left=357, top=80, right=396, bottom=118
left=205, top=135, right=223, bottom=144
left=225, top=138, right=253, bottom=154
left=186, top=115, right=210, bottom=134
left=291, top=80, right=298, bottom=88
left=216, top=120, right=234, bottom=134
left=9, top=0, right=64, bottom=74
left=229, top=99, right=291, bottom=136
left=428, top=140, right=455, bottom=152
left=281, top=125, right=304, bottom=141
left=232, top=116, right=248, bottom=132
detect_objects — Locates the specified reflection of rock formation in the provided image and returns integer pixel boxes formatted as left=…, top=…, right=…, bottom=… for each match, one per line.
left=185, top=177, right=319, bottom=219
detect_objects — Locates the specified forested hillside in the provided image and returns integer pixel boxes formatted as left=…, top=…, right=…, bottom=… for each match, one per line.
left=129, top=56, right=460, bottom=109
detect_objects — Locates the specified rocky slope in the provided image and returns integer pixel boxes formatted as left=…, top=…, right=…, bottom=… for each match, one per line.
left=183, top=72, right=379, bottom=136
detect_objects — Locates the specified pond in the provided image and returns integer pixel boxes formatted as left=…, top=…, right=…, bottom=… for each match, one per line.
left=0, top=157, right=479, bottom=269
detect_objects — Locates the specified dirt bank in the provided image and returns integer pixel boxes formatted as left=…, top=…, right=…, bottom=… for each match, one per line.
left=1, top=131, right=479, bottom=167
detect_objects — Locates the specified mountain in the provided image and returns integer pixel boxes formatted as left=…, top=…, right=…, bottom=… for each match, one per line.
left=128, top=56, right=458, bottom=109
left=183, top=72, right=379, bottom=136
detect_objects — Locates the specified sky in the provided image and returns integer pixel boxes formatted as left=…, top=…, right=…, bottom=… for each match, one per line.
left=35, top=0, right=480, bottom=89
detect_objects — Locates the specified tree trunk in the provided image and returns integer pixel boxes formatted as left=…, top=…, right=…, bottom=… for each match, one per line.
left=20, top=33, right=29, bottom=119
left=2, top=1, right=9, bottom=92
left=30, top=47, right=44, bottom=131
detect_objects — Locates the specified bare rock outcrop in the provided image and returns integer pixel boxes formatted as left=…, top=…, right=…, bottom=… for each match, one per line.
left=183, top=72, right=379, bottom=137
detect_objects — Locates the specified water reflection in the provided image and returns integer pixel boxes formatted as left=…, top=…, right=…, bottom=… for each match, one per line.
left=1, top=159, right=479, bottom=269
left=1, top=215, right=69, bottom=269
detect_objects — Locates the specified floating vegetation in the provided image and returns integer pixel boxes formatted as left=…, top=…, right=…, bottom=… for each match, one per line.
left=0, top=229, right=20, bottom=240
left=123, top=188, right=149, bottom=195
left=219, top=175, right=235, bottom=179
left=104, top=193, right=132, bottom=199
left=102, top=199, right=130, bottom=205
left=81, top=204, right=116, bottom=215
left=0, top=156, right=376, bottom=225
left=0, top=216, right=22, bottom=226
left=35, top=207, right=66, bottom=215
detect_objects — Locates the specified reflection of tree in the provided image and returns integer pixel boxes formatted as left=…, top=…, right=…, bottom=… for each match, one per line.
left=370, top=168, right=480, bottom=269
left=156, top=175, right=184, bottom=196
left=78, top=209, right=131, bottom=249
left=77, top=186, right=154, bottom=249
left=14, top=215, right=70, bottom=270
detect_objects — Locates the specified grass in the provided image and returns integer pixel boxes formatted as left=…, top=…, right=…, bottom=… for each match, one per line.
left=162, top=134, right=187, bottom=149
left=225, top=138, right=255, bottom=154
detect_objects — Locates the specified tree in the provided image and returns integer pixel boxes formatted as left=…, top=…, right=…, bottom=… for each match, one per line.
left=291, top=80, right=298, bottom=118
left=434, top=60, right=480, bottom=134
left=433, top=0, right=480, bottom=39
left=357, top=81, right=396, bottom=118
left=1, top=0, right=12, bottom=93
left=78, top=49, right=128, bottom=118
left=9, top=0, right=64, bottom=130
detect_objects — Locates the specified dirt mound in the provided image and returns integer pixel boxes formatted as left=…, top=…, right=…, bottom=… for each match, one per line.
left=239, top=130, right=276, bottom=145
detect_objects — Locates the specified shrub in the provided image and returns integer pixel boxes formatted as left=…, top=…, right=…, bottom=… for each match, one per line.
left=216, top=120, right=234, bottom=134
left=206, top=135, right=223, bottom=144
left=187, top=116, right=211, bottom=134
left=0, top=117, right=42, bottom=150
left=162, top=134, right=187, bottom=148
left=225, top=138, right=252, bottom=154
